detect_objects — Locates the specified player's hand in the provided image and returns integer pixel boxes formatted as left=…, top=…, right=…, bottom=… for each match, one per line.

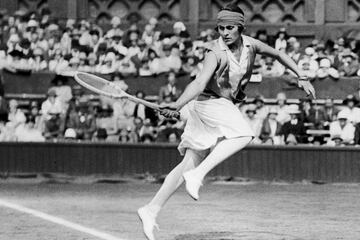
left=298, top=76, right=316, bottom=99
left=159, top=102, right=180, bottom=119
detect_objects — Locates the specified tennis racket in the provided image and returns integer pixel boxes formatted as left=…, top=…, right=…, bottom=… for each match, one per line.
left=73, top=72, right=180, bottom=118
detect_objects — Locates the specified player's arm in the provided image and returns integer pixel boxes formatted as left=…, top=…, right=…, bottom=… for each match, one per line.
left=167, top=51, right=218, bottom=111
left=254, top=39, right=316, bottom=99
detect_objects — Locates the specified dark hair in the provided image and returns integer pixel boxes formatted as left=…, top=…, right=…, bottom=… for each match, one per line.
left=221, top=2, right=244, bottom=15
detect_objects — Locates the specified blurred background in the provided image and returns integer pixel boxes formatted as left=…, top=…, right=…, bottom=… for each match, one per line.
left=0, top=0, right=360, bottom=180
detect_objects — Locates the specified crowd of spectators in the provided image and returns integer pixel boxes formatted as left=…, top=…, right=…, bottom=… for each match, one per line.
left=1, top=8, right=360, bottom=145
left=241, top=93, right=360, bottom=146
left=1, top=9, right=360, bottom=79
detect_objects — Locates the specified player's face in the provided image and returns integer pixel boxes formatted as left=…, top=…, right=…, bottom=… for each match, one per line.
left=217, top=24, right=241, bottom=45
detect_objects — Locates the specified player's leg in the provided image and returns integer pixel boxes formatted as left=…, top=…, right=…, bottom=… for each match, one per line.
left=138, top=149, right=205, bottom=240
left=183, top=136, right=252, bottom=200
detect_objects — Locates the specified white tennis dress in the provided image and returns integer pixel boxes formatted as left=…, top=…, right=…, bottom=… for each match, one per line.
left=177, top=37, right=255, bottom=155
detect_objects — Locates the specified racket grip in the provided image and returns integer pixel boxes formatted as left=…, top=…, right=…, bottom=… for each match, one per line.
left=174, top=111, right=181, bottom=120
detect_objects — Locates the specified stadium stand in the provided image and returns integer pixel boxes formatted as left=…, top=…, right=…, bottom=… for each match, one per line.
left=0, top=1, right=360, bottom=147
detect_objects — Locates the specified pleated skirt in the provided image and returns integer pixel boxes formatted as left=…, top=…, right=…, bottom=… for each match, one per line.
left=178, top=98, right=254, bottom=155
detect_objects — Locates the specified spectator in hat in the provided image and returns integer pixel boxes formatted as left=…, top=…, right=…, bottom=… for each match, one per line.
left=117, top=127, right=130, bottom=143
left=182, top=55, right=201, bottom=79
left=29, top=31, right=41, bottom=50
left=170, top=21, right=188, bottom=46
left=146, top=48, right=162, bottom=75
left=314, top=42, right=327, bottom=60
left=19, top=38, right=32, bottom=59
left=274, top=28, right=288, bottom=52
left=259, top=107, right=283, bottom=145
left=110, top=31, right=128, bottom=56
left=89, top=29, right=101, bottom=49
left=326, top=135, right=344, bottom=147
left=299, top=98, right=326, bottom=130
left=7, top=99, right=26, bottom=131
left=127, top=30, right=141, bottom=56
left=63, top=128, right=77, bottom=142
left=41, top=90, right=65, bottom=140
left=338, top=49, right=359, bottom=77
left=287, top=40, right=301, bottom=63
left=142, top=24, right=159, bottom=46
left=67, top=57, right=80, bottom=72
left=67, top=102, right=96, bottom=140
left=280, top=104, right=307, bottom=144
left=79, top=20, right=92, bottom=47
left=36, top=29, right=50, bottom=53
left=338, top=94, right=360, bottom=124
left=96, top=51, right=117, bottom=74
left=255, top=29, right=270, bottom=44
left=110, top=76, right=136, bottom=130
left=41, top=88, right=64, bottom=121
left=158, top=71, right=182, bottom=103
left=258, top=56, right=284, bottom=77
left=77, top=52, right=88, bottom=72
left=321, top=98, right=339, bottom=129
left=130, top=40, right=149, bottom=73
left=85, top=52, right=98, bottom=73
left=6, top=49, right=31, bottom=73
left=328, top=111, right=355, bottom=145
left=28, top=103, right=43, bottom=131
left=14, top=115, right=45, bottom=142
left=158, top=44, right=182, bottom=73
left=51, top=74, right=72, bottom=111
left=300, top=61, right=317, bottom=79
left=118, top=51, right=137, bottom=76
left=6, top=33, right=20, bottom=53
left=106, top=16, right=124, bottom=40
left=297, top=51, right=318, bottom=78
left=29, top=47, right=47, bottom=71
left=333, top=39, right=349, bottom=68
left=23, top=19, right=39, bottom=40
left=274, top=92, right=291, bottom=124
left=49, top=48, right=68, bottom=73
left=253, top=94, right=269, bottom=120
left=244, top=104, right=262, bottom=144
left=316, top=57, right=339, bottom=80
left=60, top=26, right=73, bottom=53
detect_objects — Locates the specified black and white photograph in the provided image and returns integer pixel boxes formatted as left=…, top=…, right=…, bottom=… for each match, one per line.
left=0, top=0, right=359, bottom=239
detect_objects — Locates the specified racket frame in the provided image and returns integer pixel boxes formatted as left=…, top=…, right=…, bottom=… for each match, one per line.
left=74, top=72, right=162, bottom=111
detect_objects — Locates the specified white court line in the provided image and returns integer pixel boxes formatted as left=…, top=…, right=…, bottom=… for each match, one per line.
left=0, top=199, right=126, bottom=240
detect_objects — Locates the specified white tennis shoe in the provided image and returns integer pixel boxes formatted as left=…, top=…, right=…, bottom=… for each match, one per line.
left=137, top=206, right=159, bottom=240
left=183, top=170, right=203, bottom=201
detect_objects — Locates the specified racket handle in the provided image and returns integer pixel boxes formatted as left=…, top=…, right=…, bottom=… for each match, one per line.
left=159, top=108, right=181, bottom=120
left=174, top=111, right=181, bottom=120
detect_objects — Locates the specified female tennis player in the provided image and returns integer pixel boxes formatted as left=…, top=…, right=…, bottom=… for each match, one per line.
left=138, top=3, right=316, bottom=240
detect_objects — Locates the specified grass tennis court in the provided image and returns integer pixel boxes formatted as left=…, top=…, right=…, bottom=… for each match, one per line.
left=0, top=177, right=359, bottom=240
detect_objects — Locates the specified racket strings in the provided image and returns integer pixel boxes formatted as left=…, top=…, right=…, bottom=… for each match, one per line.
left=77, top=73, right=121, bottom=95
